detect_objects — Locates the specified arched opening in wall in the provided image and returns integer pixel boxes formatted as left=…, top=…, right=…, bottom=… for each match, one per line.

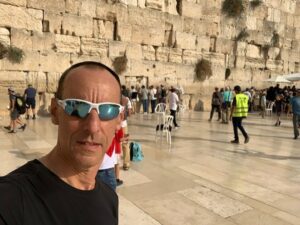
left=209, top=36, right=216, bottom=52
left=176, top=0, right=182, bottom=15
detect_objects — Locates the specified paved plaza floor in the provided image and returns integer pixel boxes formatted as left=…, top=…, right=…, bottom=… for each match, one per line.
left=1, top=111, right=300, bottom=225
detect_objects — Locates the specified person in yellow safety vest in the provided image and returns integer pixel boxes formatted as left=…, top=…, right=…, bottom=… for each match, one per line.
left=229, top=85, right=250, bottom=144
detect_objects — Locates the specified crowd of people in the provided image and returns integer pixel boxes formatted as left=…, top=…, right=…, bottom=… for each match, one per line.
left=209, top=84, right=300, bottom=141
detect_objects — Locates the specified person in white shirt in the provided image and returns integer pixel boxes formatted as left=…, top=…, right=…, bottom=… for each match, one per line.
left=149, top=85, right=157, bottom=113
left=121, top=95, right=132, bottom=170
left=168, top=87, right=180, bottom=128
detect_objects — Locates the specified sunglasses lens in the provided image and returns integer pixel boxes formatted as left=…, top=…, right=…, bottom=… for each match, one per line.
left=64, top=100, right=90, bottom=118
left=99, top=104, right=120, bottom=121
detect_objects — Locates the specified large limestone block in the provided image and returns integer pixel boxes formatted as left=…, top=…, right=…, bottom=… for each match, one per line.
left=47, top=72, right=61, bottom=93
left=281, top=0, right=296, bottom=13
left=0, top=4, right=42, bottom=31
left=164, top=30, right=176, bottom=47
left=117, top=23, right=132, bottom=42
left=44, top=12, right=63, bottom=34
left=32, top=32, right=56, bottom=53
left=1, top=51, right=40, bottom=71
left=27, top=71, right=47, bottom=92
left=0, top=27, right=10, bottom=45
left=165, top=14, right=183, bottom=31
left=27, top=0, right=65, bottom=13
left=109, top=41, right=127, bottom=58
left=119, top=0, right=138, bottom=7
left=291, top=40, right=300, bottom=52
left=244, top=57, right=265, bottom=69
left=0, top=71, right=26, bottom=82
left=267, top=8, right=281, bottom=23
left=129, top=59, right=154, bottom=77
left=126, top=43, right=142, bottom=60
left=10, top=28, right=32, bottom=50
left=164, top=0, right=177, bottom=15
left=0, top=0, right=26, bottom=6
left=235, top=42, right=247, bottom=56
left=70, top=53, right=108, bottom=65
left=265, top=0, right=281, bottom=9
left=182, top=50, right=200, bottom=64
left=156, top=47, right=169, bottom=62
left=142, top=45, right=156, bottom=61
left=62, top=15, right=93, bottom=37
left=65, top=0, right=81, bottom=14
left=175, top=32, right=196, bottom=50
left=146, top=0, right=163, bottom=10
left=131, top=25, right=164, bottom=46
left=81, top=38, right=108, bottom=56
left=169, top=48, right=182, bottom=63
left=266, top=59, right=283, bottom=71
left=202, top=52, right=225, bottom=66
left=80, top=0, right=97, bottom=17
left=246, top=16, right=257, bottom=30
left=215, top=38, right=234, bottom=54
left=182, top=1, right=202, bottom=19
left=105, top=21, right=114, bottom=40
left=268, top=47, right=280, bottom=60
left=128, top=6, right=163, bottom=27
left=55, top=35, right=81, bottom=53
left=196, top=36, right=210, bottom=52
left=39, top=53, right=71, bottom=72
left=183, top=18, right=206, bottom=35
left=246, top=44, right=261, bottom=58
left=295, top=28, right=300, bottom=40
left=296, top=1, right=300, bottom=15
left=288, top=51, right=299, bottom=62
left=93, top=19, right=114, bottom=39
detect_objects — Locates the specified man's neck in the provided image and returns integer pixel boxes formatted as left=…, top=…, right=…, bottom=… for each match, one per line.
left=40, top=149, right=98, bottom=191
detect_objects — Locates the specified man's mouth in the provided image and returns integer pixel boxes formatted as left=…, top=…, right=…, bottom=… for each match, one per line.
left=77, top=141, right=101, bottom=146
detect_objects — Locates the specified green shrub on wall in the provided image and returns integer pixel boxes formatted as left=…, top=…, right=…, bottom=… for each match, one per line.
left=222, top=0, right=244, bottom=18
left=194, top=59, right=212, bottom=82
left=112, top=55, right=128, bottom=75
left=0, top=42, right=25, bottom=63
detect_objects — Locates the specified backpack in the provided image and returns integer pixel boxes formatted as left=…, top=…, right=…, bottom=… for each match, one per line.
left=15, top=95, right=26, bottom=114
left=130, top=142, right=144, bottom=162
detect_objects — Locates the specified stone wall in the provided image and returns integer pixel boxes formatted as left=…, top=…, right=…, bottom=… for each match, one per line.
left=0, top=0, right=299, bottom=111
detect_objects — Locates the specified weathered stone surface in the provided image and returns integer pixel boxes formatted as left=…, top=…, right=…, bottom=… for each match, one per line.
left=246, top=44, right=261, bottom=58
left=145, top=0, right=163, bottom=10
left=70, top=53, right=109, bottom=65
left=109, top=41, right=127, bottom=58
left=39, top=53, right=71, bottom=72
left=44, top=12, right=63, bottom=34
left=181, top=1, right=202, bottom=19
left=120, top=0, right=138, bottom=7
left=156, top=47, right=169, bottom=62
left=105, top=21, right=114, bottom=40
left=10, top=28, right=32, bottom=50
left=215, top=38, right=234, bottom=54
left=46, top=72, right=61, bottom=93
left=65, top=0, right=81, bottom=14
left=131, top=25, right=164, bottom=46
left=164, top=0, right=177, bottom=15
left=175, top=32, right=196, bottom=50
left=0, top=4, right=42, bottom=31
left=126, top=43, right=143, bottom=60
left=0, top=27, right=10, bottom=45
left=62, top=15, right=93, bottom=37
left=295, top=28, right=300, bottom=40
left=268, top=47, right=281, bottom=60
left=138, top=0, right=145, bottom=8
left=0, top=71, right=26, bottom=82
left=0, top=0, right=26, bottom=6
left=169, top=48, right=182, bottom=63
left=196, top=36, right=210, bottom=52
left=142, top=45, right=156, bottom=61
left=244, top=57, right=265, bottom=69
left=117, top=23, right=132, bottom=42
left=27, top=71, right=47, bottom=92
left=182, top=50, right=200, bottom=64
left=80, top=0, right=97, bottom=17
left=27, top=0, right=65, bottom=13
left=246, top=16, right=257, bottom=30
left=235, top=42, right=247, bottom=56
left=164, top=30, right=176, bottom=47
left=81, top=38, right=108, bottom=56
left=32, top=32, right=56, bottom=53
left=54, top=35, right=81, bottom=53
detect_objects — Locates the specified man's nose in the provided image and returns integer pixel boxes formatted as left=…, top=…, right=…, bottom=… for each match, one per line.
left=84, top=109, right=101, bottom=133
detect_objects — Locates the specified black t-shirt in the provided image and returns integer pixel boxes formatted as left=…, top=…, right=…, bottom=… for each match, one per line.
left=0, top=160, right=118, bottom=225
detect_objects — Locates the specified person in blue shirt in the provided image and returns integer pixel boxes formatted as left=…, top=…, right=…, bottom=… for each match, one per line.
left=24, top=84, right=37, bottom=119
left=291, top=90, right=300, bottom=139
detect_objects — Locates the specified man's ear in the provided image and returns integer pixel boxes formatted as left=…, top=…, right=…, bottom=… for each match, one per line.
left=50, top=98, right=59, bottom=125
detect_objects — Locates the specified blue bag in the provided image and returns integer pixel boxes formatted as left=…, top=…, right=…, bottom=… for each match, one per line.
left=130, top=142, right=144, bottom=162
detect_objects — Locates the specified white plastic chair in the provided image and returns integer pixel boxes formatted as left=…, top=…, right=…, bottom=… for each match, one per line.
left=155, top=115, right=174, bottom=145
left=265, top=101, right=274, bottom=116
left=155, top=103, right=167, bottom=113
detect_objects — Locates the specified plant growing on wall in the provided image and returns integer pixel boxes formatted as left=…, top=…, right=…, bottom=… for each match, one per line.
left=235, top=28, right=249, bottom=41
left=0, top=42, right=24, bottom=63
left=194, top=59, right=212, bottom=82
left=112, top=55, right=128, bottom=75
left=250, top=0, right=262, bottom=9
left=222, top=0, right=244, bottom=18
left=271, top=31, right=280, bottom=47
left=225, top=68, right=231, bottom=80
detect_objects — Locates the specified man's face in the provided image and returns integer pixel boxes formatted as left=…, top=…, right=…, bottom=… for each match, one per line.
left=51, top=67, right=121, bottom=170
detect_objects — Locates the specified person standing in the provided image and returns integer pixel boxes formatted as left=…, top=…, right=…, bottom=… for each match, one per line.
left=4, top=88, right=26, bottom=133
left=0, top=61, right=121, bottom=224
left=141, top=85, right=149, bottom=114
left=221, top=87, right=232, bottom=123
left=24, top=84, right=37, bottom=120
left=149, top=85, right=157, bottom=113
left=260, top=90, right=267, bottom=118
left=291, top=90, right=300, bottom=139
left=169, top=87, right=180, bottom=128
left=121, top=95, right=132, bottom=170
left=208, top=87, right=222, bottom=121
left=230, top=85, right=249, bottom=144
